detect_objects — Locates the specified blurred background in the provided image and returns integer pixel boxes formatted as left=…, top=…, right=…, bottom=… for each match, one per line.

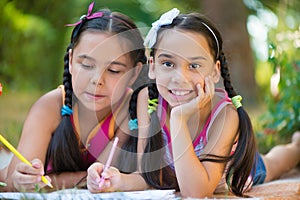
left=0, top=0, right=299, bottom=152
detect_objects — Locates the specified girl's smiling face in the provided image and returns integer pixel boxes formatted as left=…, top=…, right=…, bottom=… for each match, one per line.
left=69, top=31, right=139, bottom=112
left=149, top=29, right=221, bottom=108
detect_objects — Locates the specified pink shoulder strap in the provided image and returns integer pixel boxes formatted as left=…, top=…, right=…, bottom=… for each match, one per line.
left=193, top=88, right=232, bottom=147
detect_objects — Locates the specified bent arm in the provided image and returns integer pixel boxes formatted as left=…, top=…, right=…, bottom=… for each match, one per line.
left=170, top=105, right=239, bottom=198
left=5, top=89, right=62, bottom=191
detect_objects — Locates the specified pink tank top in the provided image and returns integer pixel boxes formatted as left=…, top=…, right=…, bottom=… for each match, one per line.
left=46, top=87, right=131, bottom=173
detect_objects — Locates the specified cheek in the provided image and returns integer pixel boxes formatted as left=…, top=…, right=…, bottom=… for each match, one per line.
left=192, top=72, right=206, bottom=85
left=110, top=73, right=132, bottom=100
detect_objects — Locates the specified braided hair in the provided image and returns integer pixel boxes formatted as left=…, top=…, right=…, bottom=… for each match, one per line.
left=45, top=8, right=146, bottom=173
left=128, top=13, right=257, bottom=196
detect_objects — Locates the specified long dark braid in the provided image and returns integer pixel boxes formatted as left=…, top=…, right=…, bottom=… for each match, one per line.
left=118, top=84, right=145, bottom=173
left=45, top=45, right=84, bottom=173
left=139, top=83, right=179, bottom=190
left=219, top=52, right=257, bottom=195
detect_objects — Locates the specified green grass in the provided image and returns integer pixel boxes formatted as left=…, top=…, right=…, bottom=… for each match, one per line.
left=0, top=89, right=43, bottom=147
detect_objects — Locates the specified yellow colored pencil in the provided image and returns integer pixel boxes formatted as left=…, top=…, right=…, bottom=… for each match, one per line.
left=0, top=134, right=53, bottom=188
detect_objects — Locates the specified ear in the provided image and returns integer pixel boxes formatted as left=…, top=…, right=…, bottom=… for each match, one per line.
left=212, top=60, right=221, bottom=83
left=68, top=49, right=73, bottom=75
left=128, top=62, right=143, bottom=86
left=148, top=57, right=156, bottom=79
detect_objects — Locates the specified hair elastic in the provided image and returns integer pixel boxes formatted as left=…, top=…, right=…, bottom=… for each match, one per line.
left=128, top=118, right=138, bottom=130
left=61, top=105, right=73, bottom=116
left=148, top=98, right=158, bottom=114
left=231, top=95, right=242, bottom=109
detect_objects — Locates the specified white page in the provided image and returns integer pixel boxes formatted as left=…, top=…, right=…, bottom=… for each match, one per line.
left=0, top=189, right=176, bottom=200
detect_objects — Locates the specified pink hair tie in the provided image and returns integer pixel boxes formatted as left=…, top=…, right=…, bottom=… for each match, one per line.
left=65, top=2, right=103, bottom=27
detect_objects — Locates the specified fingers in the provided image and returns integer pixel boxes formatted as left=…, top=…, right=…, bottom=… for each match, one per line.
left=87, top=163, right=104, bottom=193
left=16, top=159, right=44, bottom=176
left=100, top=166, right=119, bottom=180
left=196, top=76, right=214, bottom=104
left=204, top=76, right=215, bottom=97
left=87, top=164, right=120, bottom=193
left=13, top=159, right=48, bottom=191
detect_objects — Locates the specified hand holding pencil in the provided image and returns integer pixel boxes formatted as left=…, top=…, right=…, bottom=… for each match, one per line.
left=0, top=134, right=53, bottom=190
left=87, top=137, right=121, bottom=193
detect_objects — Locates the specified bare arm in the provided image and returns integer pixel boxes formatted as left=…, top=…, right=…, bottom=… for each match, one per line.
left=169, top=80, right=239, bottom=198
left=4, top=88, right=89, bottom=191
left=170, top=105, right=238, bottom=198
left=136, top=88, right=150, bottom=171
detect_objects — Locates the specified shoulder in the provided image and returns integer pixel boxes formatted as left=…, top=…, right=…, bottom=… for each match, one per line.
left=31, top=88, right=63, bottom=113
left=204, top=103, right=239, bottom=156
left=137, top=87, right=149, bottom=111
left=15, top=88, right=64, bottom=162
left=26, top=88, right=63, bottom=131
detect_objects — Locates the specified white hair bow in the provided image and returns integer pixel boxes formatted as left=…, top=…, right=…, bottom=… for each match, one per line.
left=144, top=8, right=180, bottom=48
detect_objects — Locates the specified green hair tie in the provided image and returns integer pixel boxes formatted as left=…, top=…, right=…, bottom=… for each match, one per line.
left=148, top=98, right=158, bottom=114
left=231, top=95, right=242, bottom=109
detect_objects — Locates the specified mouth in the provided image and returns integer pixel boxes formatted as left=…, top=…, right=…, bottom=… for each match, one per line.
left=85, top=92, right=105, bottom=100
left=169, top=89, right=193, bottom=96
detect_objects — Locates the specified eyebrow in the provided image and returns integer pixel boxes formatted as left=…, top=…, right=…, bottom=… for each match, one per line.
left=157, top=53, right=174, bottom=59
left=78, top=54, right=96, bottom=62
left=78, top=55, right=128, bottom=68
left=188, top=56, right=207, bottom=61
left=157, top=53, right=207, bottom=61
left=110, top=61, right=128, bottom=68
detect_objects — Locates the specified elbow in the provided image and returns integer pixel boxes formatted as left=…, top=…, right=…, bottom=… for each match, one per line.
left=180, top=186, right=214, bottom=198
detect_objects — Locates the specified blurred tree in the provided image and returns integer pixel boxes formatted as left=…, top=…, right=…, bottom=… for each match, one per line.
left=0, top=0, right=81, bottom=91
left=250, top=0, right=300, bottom=146
left=200, top=0, right=257, bottom=105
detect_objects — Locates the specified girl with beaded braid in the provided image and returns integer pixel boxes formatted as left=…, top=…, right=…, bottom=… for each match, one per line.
left=131, top=9, right=300, bottom=198
left=4, top=2, right=148, bottom=192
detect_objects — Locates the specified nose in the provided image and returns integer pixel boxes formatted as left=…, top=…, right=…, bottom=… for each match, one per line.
left=91, top=68, right=105, bottom=86
left=171, top=66, right=190, bottom=84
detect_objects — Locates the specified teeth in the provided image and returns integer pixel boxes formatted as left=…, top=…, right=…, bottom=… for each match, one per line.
left=171, top=90, right=190, bottom=96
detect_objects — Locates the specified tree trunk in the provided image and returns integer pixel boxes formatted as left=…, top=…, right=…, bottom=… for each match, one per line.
left=201, top=0, right=257, bottom=105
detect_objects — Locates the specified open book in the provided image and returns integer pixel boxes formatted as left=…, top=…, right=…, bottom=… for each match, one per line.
left=0, top=188, right=176, bottom=200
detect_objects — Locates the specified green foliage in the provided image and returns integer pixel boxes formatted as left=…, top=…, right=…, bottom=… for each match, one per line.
left=259, top=31, right=300, bottom=141
left=0, top=1, right=80, bottom=91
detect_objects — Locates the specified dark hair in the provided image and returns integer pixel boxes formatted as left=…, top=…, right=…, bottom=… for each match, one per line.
left=129, top=13, right=257, bottom=196
left=45, top=8, right=146, bottom=173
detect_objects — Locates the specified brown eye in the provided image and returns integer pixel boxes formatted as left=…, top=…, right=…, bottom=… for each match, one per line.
left=162, top=61, right=174, bottom=68
left=189, top=63, right=201, bottom=69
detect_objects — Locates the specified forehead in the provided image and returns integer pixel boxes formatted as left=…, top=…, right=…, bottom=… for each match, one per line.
left=156, top=29, right=213, bottom=60
left=74, top=31, right=132, bottom=62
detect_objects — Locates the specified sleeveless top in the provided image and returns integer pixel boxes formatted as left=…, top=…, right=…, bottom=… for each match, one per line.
left=157, top=88, right=237, bottom=192
left=46, top=86, right=131, bottom=173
